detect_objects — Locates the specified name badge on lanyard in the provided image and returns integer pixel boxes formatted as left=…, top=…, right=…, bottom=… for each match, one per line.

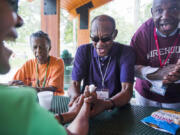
left=97, top=56, right=111, bottom=99
left=96, top=88, right=109, bottom=99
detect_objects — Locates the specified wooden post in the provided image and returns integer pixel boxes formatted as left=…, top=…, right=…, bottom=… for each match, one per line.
left=77, top=14, right=90, bottom=46
left=41, top=0, right=60, bottom=57
left=76, top=2, right=93, bottom=46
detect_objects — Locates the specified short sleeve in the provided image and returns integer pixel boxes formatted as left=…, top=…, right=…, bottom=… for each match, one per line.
left=72, top=45, right=91, bottom=81
left=120, top=46, right=136, bottom=83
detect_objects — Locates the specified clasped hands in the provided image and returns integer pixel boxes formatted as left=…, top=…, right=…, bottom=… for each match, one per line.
left=68, top=86, right=109, bottom=117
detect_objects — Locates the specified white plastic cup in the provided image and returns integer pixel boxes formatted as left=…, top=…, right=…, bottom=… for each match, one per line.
left=37, top=91, right=53, bottom=110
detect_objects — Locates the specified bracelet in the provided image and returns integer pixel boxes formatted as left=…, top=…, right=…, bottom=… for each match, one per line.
left=58, top=114, right=64, bottom=124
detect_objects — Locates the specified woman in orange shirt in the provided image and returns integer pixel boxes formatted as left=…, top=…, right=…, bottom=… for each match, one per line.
left=11, top=31, right=64, bottom=94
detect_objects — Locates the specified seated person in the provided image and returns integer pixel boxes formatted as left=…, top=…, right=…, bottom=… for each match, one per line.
left=0, top=0, right=95, bottom=135
left=10, top=31, right=64, bottom=94
left=68, top=15, right=136, bottom=116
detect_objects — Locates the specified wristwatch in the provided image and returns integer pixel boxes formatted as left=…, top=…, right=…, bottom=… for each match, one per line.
left=105, top=98, right=115, bottom=110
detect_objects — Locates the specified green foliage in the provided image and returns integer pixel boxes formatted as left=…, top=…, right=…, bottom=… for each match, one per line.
left=61, top=50, right=73, bottom=66
left=16, top=1, right=41, bottom=43
left=139, top=3, right=152, bottom=25
left=60, top=9, right=73, bottom=44
left=61, top=49, right=72, bottom=59
left=64, top=21, right=73, bottom=44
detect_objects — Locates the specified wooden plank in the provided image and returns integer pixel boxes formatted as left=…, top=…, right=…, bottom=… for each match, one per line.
left=77, top=14, right=90, bottom=46
left=41, top=0, right=61, bottom=57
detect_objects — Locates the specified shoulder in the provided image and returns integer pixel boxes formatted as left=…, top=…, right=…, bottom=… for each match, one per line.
left=131, top=18, right=154, bottom=47
left=133, top=18, right=154, bottom=38
left=21, top=58, right=36, bottom=68
left=50, top=56, right=63, bottom=63
left=0, top=85, right=37, bottom=101
left=25, top=58, right=35, bottom=64
left=113, top=43, right=136, bottom=61
left=75, top=43, right=93, bottom=58
left=113, top=42, right=134, bottom=53
left=137, top=18, right=154, bottom=33
left=49, top=56, right=64, bottom=66
left=77, top=43, right=93, bottom=51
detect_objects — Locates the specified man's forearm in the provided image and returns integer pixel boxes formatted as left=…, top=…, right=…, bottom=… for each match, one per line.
left=111, top=89, right=132, bottom=107
left=111, top=83, right=133, bottom=107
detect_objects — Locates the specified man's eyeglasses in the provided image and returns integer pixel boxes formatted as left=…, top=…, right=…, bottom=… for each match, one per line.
left=90, top=36, right=112, bottom=43
left=90, top=31, right=114, bottom=43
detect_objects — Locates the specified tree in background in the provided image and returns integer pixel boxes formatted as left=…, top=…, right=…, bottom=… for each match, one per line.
left=61, top=0, right=152, bottom=48
left=61, top=9, right=73, bottom=44
left=90, top=0, right=152, bottom=45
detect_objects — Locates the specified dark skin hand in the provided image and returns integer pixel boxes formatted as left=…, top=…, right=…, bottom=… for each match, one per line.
left=9, top=80, right=57, bottom=92
left=68, top=81, right=81, bottom=107
left=163, top=59, right=180, bottom=84
left=68, top=86, right=97, bottom=114
left=9, top=80, right=24, bottom=86
left=56, top=86, right=97, bottom=124
left=146, top=59, right=180, bottom=85
left=34, top=86, right=57, bottom=92
left=147, top=64, right=176, bottom=80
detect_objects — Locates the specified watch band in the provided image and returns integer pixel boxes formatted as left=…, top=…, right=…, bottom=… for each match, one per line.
left=106, top=98, right=115, bottom=110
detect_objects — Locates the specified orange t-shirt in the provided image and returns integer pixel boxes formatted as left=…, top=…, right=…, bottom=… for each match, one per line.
left=13, top=56, right=64, bottom=94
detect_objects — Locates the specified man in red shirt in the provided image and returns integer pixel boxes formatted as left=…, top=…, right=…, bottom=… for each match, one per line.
left=131, top=0, right=180, bottom=108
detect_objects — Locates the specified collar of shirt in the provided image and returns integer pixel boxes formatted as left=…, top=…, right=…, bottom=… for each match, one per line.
left=99, top=56, right=109, bottom=62
left=156, top=28, right=179, bottom=38
left=93, top=43, right=117, bottom=58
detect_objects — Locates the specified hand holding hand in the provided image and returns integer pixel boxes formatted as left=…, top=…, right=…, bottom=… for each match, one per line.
left=90, top=99, right=107, bottom=117
left=68, top=94, right=80, bottom=107
left=9, top=80, right=25, bottom=86
left=68, top=95, right=85, bottom=115
left=83, top=85, right=97, bottom=103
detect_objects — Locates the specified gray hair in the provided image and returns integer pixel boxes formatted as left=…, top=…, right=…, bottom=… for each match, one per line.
left=30, top=31, right=51, bottom=48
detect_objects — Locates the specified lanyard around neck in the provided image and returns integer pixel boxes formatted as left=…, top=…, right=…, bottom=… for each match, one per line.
left=98, top=56, right=111, bottom=88
left=36, top=57, right=50, bottom=88
left=153, top=27, right=180, bottom=67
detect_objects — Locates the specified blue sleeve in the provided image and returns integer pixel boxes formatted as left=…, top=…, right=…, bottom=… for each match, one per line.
left=120, top=46, right=136, bottom=83
left=72, top=45, right=90, bottom=81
